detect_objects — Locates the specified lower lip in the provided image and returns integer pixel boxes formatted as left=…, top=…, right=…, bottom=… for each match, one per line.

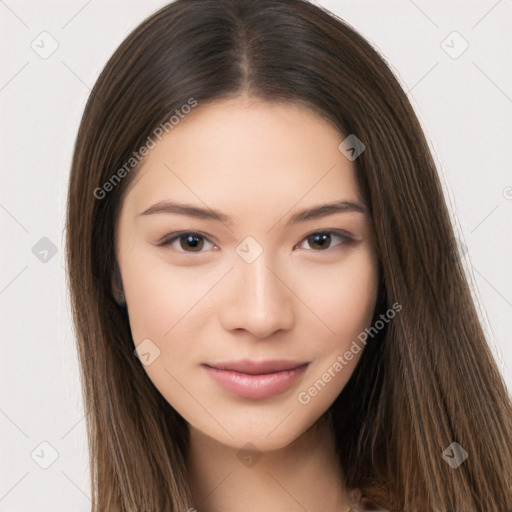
left=203, top=364, right=309, bottom=399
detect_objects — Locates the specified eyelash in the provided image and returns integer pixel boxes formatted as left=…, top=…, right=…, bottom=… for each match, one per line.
left=157, top=230, right=353, bottom=255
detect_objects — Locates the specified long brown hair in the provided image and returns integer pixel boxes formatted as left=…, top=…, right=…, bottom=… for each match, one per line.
left=65, top=0, right=512, bottom=510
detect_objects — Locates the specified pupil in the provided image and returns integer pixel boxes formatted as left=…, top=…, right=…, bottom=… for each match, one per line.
left=182, top=235, right=203, bottom=251
left=310, top=233, right=330, bottom=250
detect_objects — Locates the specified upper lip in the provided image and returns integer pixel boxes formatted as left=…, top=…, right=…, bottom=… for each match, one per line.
left=204, top=359, right=309, bottom=375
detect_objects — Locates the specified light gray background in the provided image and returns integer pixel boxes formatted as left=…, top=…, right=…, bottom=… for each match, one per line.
left=1, top=1, right=511, bottom=510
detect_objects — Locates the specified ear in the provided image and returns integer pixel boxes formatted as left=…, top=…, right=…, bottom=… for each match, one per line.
left=111, top=261, right=126, bottom=306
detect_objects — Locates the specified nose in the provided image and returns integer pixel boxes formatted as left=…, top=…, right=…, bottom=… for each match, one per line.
left=219, top=251, right=296, bottom=339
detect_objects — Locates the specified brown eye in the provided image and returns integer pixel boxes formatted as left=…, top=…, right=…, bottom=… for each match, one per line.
left=307, top=233, right=332, bottom=250
left=179, top=234, right=204, bottom=252
left=159, top=232, right=216, bottom=253
left=296, top=231, right=352, bottom=251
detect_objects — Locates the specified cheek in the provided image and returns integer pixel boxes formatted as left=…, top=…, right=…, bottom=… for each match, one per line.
left=123, top=266, right=177, bottom=343
left=293, top=250, right=378, bottom=410
left=122, top=256, right=216, bottom=356
left=298, top=248, right=379, bottom=349
left=122, top=260, right=212, bottom=397
left=121, top=247, right=189, bottom=330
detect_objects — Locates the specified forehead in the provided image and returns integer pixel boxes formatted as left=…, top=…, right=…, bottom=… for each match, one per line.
left=120, top=97, right=363, bottom=224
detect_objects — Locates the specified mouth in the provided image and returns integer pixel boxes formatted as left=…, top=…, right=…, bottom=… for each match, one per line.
left=202, top=359, right=310, bottom=399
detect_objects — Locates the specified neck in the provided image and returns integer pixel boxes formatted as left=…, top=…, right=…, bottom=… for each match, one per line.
left=186, top=413, right=358, bottom=512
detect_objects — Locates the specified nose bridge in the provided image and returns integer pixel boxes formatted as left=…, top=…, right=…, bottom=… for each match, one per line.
left=244, top=252, right=280, bottom=307
left=221, top=243, right=295, bottom=337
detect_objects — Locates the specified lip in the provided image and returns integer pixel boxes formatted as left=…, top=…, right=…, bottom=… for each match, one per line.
left=202, top=359, right=310, bottom=399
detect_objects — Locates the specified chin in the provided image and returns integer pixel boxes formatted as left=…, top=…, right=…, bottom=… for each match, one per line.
left=186, top=404, right=329, bottom=454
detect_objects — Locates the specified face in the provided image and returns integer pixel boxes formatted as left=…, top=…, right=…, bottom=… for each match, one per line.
left=114, top=96, right=379, bottom=451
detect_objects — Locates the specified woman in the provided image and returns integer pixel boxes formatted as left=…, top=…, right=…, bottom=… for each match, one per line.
left=65, top=0, right=512, bottom=510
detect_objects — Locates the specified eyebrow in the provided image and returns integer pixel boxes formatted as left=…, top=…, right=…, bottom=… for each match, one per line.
left=138, top=199, right=368, bottom=226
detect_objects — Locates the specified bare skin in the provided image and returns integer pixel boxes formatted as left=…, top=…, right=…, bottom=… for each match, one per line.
left=186, top=412, right=360, bottom=511
left=114, top=96, right=379, bottom=511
